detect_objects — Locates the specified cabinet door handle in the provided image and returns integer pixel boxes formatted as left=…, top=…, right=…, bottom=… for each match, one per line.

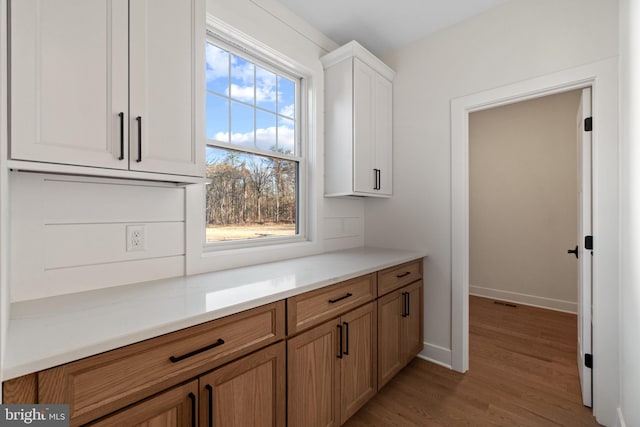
left=329, top=293, right=352, bottom=304
left=205, top=384, right=213, bottom=427
left=343, top=321, right=349, bottom=355
left=118, top=112, right=125, bottom=160
left=406, top=292, right=410, bottom=316
left=377, top=169, right=382, bottom=190
left=402, top=292, right=408, bottom=317
left=396, top=272, right=411, bottom=279
left=188, top=392, right=196, bottom=427
left=337, top=324, right=343, bottom=359
left=373, top=168, right=381, bottom=190
left=169, top=338, right=225, bottom=363
left=136, top=116, right=142, bottom=162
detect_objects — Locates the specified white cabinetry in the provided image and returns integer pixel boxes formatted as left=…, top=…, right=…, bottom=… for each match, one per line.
left=9, top=0, right=204, bottom=181
left=322, top=41, right=395, bottom=197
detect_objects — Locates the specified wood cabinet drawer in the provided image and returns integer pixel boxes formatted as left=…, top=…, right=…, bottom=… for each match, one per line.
left=287, top=274, right=376, bottom=335
left=378, top=259, right=422, bottom=296
left=38, top=301, right=285, bottom=426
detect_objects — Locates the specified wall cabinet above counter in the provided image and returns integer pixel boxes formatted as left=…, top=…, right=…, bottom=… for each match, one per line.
left=321, top=41, right=395, bottom=197
left=8, top=0, right=205, bottom=184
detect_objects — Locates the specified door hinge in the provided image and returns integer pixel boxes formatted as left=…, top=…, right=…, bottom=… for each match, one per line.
left=585, top=235, right=593, bottom=250
left=585, top=353, right=593, bottom=369
left=584, top=117, right=593, bottom=132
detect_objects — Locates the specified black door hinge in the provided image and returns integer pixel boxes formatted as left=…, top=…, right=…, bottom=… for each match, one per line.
left=585, top=235, right=593, bottom=250
left=584, top=117, right=593, bottom=132
left=585, top=353, right=593, bottom=368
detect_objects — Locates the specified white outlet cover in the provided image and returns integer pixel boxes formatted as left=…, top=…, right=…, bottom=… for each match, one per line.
left=126, top=225, right=145, bottom=252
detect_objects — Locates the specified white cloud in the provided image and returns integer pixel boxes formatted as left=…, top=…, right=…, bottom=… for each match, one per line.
left=230, top=84, right=255, bottom=102
left=206, top=44, right=228, bottom=83
left=214, top=125, right=295, bottom=154
left=280, top=104, right=295, bottom=118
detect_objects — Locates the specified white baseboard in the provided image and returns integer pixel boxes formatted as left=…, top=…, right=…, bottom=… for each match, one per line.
left=417, top=342, right=452, bottom=369
left=617, top=407, right=627, bottom=427
left=470, top=285, right=578, bottom=314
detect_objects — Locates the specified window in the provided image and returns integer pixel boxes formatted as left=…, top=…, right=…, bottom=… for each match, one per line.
left=205, top=37, right=304, bottom=245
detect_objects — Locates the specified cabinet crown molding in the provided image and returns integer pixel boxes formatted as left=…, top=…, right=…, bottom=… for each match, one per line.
left=320, top=40, right=395, bottom=81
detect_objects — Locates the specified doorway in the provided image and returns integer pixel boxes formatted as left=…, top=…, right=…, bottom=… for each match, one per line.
left=450, top=58, right=619, bottom=423
left=467, top=89, right=591, bottom=406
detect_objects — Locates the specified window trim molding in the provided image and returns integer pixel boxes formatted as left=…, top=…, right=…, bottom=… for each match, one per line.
left=186, top=15, right=321, bottom=275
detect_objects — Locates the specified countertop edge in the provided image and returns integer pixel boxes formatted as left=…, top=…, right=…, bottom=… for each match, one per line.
left=3, top=248, right=426, bottom=380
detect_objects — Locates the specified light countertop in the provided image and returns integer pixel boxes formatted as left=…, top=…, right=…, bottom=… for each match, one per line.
left=3, top=247, right=425, bottom=380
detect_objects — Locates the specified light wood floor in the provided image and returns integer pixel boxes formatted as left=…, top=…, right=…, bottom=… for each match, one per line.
left=343, top=295, right=601, bottom=426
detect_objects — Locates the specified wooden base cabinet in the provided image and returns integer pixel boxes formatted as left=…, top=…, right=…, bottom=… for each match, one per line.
left=91, top=342, right=285, bottom=427
left=287, top=302, right=377, bottom=427
left=199, top=342, right=286, bottom=427
left=88, top=381, right=198, bottom=427
left=377, top=280, right=424, bottom=390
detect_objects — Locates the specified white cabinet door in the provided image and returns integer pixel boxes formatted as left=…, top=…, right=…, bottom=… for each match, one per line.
left=353, top=58, right=376, bottom=194
left=129, top=0, right=204, bottom=177
left=10, top=0, right=129, bottom=169
left=374, top=74, right=393, bottom=196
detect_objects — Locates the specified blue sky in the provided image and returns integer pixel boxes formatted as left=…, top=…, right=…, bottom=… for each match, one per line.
left=205, top=43, right=296, bottom=158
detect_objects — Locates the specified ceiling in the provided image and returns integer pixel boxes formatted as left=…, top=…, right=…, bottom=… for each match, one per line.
left=277, top=0, right=510, bottom=56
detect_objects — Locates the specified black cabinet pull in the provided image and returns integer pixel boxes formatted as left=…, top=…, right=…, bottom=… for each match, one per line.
left=169, top=338, right=225, bottom=363
left=396, top=272, right=411, bottom=279
left=206, top=384, right=213, bottom=427
left=377, top=169, right=381, bottom=190
left=373, top=168, right=381, bottom=190
left=406, top=292, right=411, bottom=316
left=329, top=293, right=352, bottom=304
left=343, top=321, right=349, bottom=355
left=188, top=392, right=196, bottom=427
left=337, top=324, right=343, bottom=359
left=136, top=116, right=142, bottom=162
left=118, top=112, right=125, bottom=160
left=402, top=292, right=408, bottom=317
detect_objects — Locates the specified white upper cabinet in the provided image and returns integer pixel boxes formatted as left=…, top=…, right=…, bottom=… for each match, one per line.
left=10, top=0, right=205, bottom=181
left=322, top=41, right=395, bottom=197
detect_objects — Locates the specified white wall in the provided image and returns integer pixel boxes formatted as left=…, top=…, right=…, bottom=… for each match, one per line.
left=469, top=90, right=581, bottom=313
left=365, top=0, right=618, bottom=385
left=618, top=1, right=640, bottom=426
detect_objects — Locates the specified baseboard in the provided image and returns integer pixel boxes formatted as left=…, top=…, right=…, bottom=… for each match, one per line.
left=470, top=285, right=578, bottom=314
left=617, top=407, right=627, bottom=427
left=417, top=342, right=452, bottom=369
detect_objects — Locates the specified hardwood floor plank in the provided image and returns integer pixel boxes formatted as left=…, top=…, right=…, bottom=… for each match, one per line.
left=343, top=296, right=601, bottom=426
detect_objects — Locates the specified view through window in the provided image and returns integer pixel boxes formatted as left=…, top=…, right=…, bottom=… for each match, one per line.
left=205, top=40, right=301, bottom=243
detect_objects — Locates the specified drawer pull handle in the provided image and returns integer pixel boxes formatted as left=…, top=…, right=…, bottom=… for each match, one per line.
left=329, top=293, right=353, bottom=304
left=397, top=272, right=411, bottom=278
left=205, top=384, right=213, bottom=427
left=188, top=392, right=196, bottom=427
left=337, top=324, right=343, bottom=359
left=169, top=338, right=225, bottom=363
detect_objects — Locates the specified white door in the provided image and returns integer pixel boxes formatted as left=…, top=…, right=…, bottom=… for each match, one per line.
left=576, top=87, right=592, bottom=407
left=129, top=0, right=205, bottom=177
left=10, top=0, right=129, bottom=169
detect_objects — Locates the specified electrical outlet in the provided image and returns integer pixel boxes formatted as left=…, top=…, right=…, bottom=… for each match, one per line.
left=126, top=225, right=145, bottom=252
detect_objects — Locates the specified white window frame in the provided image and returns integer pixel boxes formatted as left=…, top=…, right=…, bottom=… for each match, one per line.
left=186, top=16, right=320, bottom=275
left=203, top=33, right=307, bottom=251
